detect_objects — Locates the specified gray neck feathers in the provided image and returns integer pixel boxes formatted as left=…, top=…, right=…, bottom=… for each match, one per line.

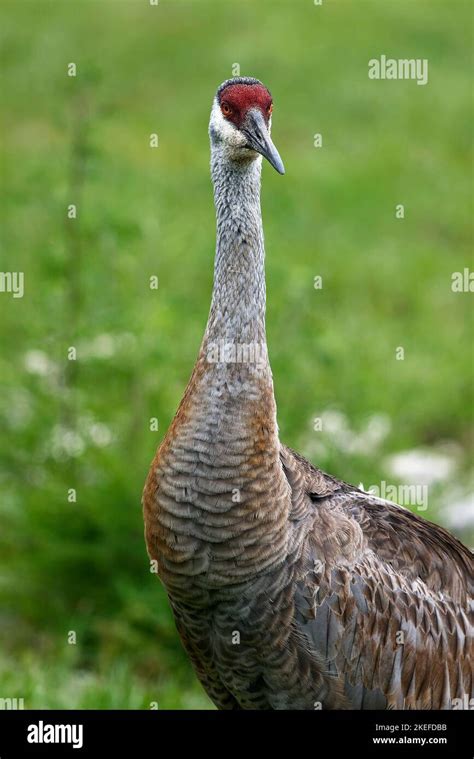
left=202, top=147, right=270, bottom=381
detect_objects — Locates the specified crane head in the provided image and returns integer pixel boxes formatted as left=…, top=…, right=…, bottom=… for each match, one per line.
left=210, top=77, right=285, bottom=175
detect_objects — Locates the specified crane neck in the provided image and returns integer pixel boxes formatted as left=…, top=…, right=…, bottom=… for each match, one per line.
left=202, top=151, right=268, bottom=375
left=146, top=148, right=290, bottom=588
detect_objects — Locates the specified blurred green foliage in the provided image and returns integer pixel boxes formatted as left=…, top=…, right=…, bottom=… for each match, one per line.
left=0, top=0, right=472, bottom=708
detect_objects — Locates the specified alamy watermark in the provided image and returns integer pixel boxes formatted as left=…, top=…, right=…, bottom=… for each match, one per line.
left=27, top=721, right=83, bottom=750
left=0, top=271, right=24, bottom=298
left=207, top=340, right=267, bottom=368
left=360, top=481, right=428, bottom=511
left=368, top=55, right=428, bottom=86
left=0, top=697, right=24, bottom=709
left=451, top=268, right=473, bottom=292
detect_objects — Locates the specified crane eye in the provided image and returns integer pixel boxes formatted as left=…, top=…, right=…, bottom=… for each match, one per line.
left=221, top=102, right=232, bottom=117
left=267, top=104, right=273, bottom=116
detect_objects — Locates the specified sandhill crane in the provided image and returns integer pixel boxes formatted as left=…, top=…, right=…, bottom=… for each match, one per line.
left=143, top=77, right=473, bottom=709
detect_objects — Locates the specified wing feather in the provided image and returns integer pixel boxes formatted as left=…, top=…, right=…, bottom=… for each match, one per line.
left=280, top=444, right=473, bottom=709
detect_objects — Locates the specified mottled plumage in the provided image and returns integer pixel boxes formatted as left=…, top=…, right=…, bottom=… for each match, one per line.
left=143, top=77, right=473, bottom=710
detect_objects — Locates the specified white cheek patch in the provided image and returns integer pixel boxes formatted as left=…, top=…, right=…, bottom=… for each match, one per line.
left=209, top=100, right=247, bottom=148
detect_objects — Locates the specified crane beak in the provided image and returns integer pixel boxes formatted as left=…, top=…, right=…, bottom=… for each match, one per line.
left=242, top=108, right=285, bottom=175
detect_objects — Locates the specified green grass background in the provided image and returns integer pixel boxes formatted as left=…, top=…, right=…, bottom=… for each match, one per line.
left=0, top=0, right=472, bottom=708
